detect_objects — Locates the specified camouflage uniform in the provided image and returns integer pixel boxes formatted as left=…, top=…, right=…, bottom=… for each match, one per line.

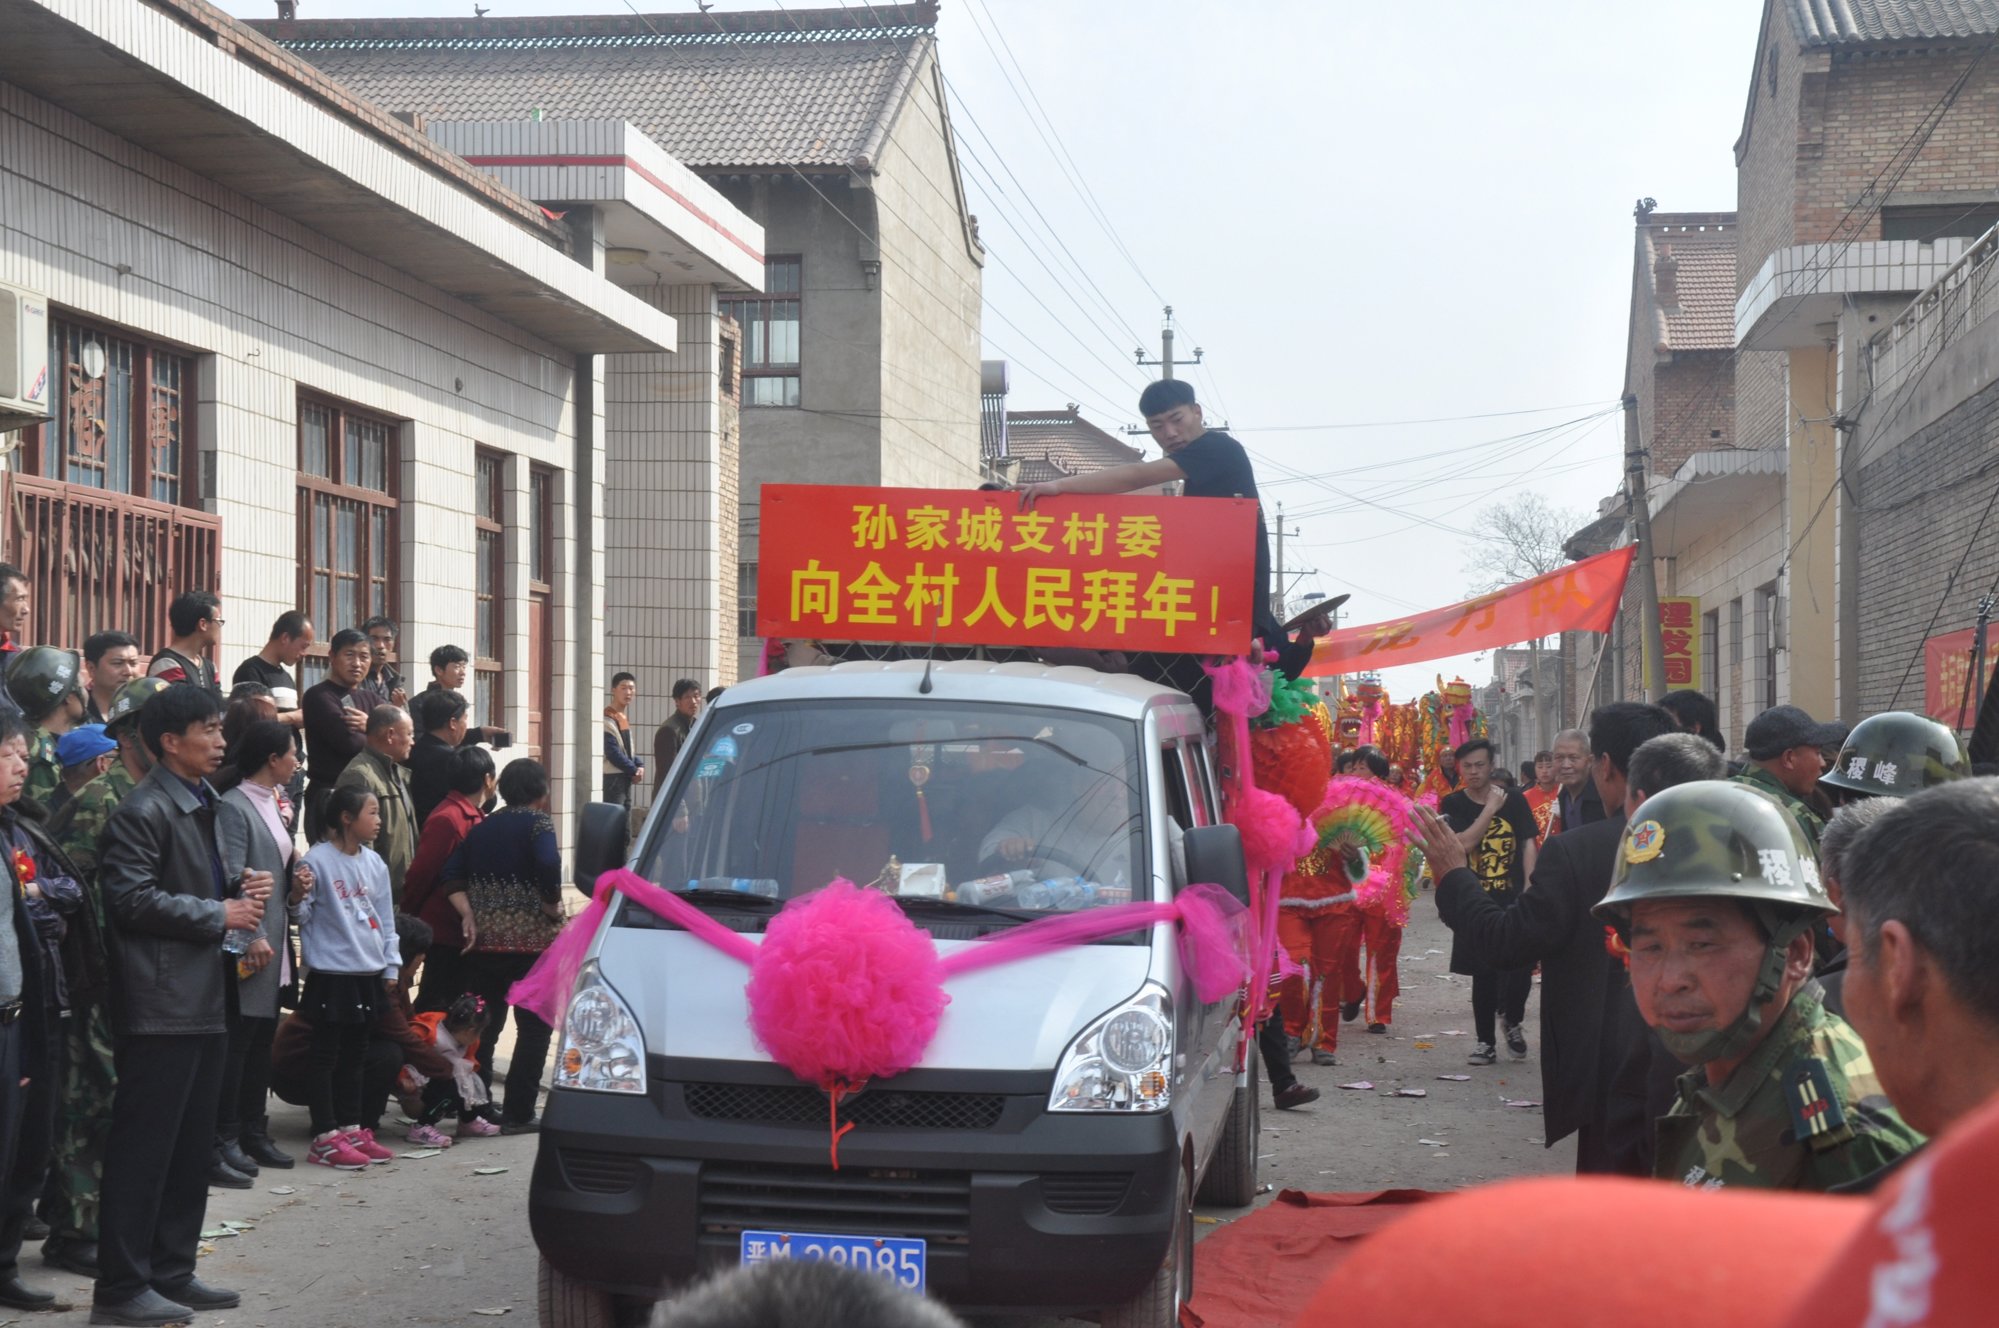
left=1655, top=980, right=1923, bottom=1191
left=1731, top=765, right=1823, bottom=852
left=40, top=764, right=131, bottom=1246
left=23, top=727, right=60, bottom=811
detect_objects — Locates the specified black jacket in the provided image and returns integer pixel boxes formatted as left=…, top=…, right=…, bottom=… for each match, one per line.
left=98, top=766, right=246, bottom=1037
left=1435, top=815, right=1641, bottom=1158
left=0, top=807, right=64, bottom=1078
left=408, top=732, right=457, bottom=829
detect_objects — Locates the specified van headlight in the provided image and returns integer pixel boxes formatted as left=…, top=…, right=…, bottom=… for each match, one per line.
left=554, top=959, right=647, bottom=1095
left=1049, top=986, right=1172, bottom=1113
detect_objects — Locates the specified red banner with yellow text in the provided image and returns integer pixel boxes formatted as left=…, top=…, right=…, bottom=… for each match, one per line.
left=1304, top=545, right=1636, bottom=676
left=1923, top=627, right=1999, bottom=729
left=756, top=485, right=1259, bottom=653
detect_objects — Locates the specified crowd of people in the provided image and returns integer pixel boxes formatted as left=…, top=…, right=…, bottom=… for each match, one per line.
left=0, top=568, right=623, bottom=1326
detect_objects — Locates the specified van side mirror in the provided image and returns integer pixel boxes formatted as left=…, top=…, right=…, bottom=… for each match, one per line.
left=1184, top=824, right=1250, bottom=907
left=575, top=801, right=631, bottom=896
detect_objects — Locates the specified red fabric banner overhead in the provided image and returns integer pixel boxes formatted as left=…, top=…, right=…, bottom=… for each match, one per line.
left=1304, top=545, right=1636, bottom=677
left=756, top=484, right=1259, bottom=653
left=1923, top=627, right=1999, bottom=729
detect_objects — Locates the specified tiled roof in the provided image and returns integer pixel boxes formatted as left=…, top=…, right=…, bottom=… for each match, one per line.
left=1786, top=0, right=1999, bottom=45
left=1643, top=214, right=1737, bottom=353
left=249, top=4, right=937, bottom=170
left=1004, top=410, right=1146, bottom=477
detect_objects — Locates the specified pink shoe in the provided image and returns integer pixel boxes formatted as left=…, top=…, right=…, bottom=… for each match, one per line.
left=456, top=1116, right=501, bottom=1138
left=345, top=1127, right=396, bottom=1164
left=307, top=1131, right=370, bottom=1171
left=405, top=1123, right=455, bottom=1149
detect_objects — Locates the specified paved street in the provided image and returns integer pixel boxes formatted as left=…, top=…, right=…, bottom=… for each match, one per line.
left=15, top=900, right=1563, bottom=1328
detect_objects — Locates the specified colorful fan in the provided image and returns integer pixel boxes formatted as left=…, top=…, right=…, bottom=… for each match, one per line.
left=1311, top=776, right=1415, bottom=911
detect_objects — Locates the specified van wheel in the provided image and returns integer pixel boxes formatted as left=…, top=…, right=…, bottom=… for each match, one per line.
left=1100, top=1160, right=1194, bottom=1328
left=1197, top=1055, right=1260, bottom=1207
left=538, top=1255, right=617, bottom=1328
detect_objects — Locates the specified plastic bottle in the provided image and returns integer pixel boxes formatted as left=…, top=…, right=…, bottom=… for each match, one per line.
left=955, top=870, right=1033, bottom=906
left=1048, top=880, right=1099, bottom=911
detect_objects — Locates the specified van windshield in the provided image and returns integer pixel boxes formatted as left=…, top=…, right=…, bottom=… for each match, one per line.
left=634, top=699, right=1148, bottom=914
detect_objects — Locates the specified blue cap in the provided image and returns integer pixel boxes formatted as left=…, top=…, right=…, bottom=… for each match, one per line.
left=56, top=724, right=117, bottom=768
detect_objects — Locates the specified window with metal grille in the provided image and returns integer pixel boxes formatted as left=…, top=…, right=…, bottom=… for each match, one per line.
left=24, top=318, right=193, bottom=505
left=526, top=467, right=555, bottom=767
left=720, top=258, right=800, bottom=407
left=475, top=450, right=505, bottom=730
left=296, top=393, right=398, bottom=680
left=1701, top=609, right=1720, bottom=705
left=736, top=561, right=758, bottom=638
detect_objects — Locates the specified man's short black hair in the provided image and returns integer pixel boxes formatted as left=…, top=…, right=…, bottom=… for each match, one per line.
left=611, top=671, right=636, bottom=689
left=450, top=745, right=495, bottom=797
left=365, top=704, right=408, bottom=737
left=1587, top=701, right=1678, bottom=775
left=83, top=630, right=138, bottom=665
left=269, top=610, right=310, bottom=642
left=0, top=712, right=32, bottom=751
left=361, top=615, right=396, bottom=638
left=327, top=628, right=369, bottom=656
left=1138, top=379, right=1197, bottom=417
left=498, top=758, right=549, bottom=807
left=167, top=591, right=221, bottom=638
left=1454, top=737, right=1495, bottom=763
left=1820, top=796, right=1897, bottom=890
left=397, top=913, right=433, bottom=968
left=430, top=644, right=469, bottom=672
left=0, top=564, right=25, bottom=593
left=1843, top=778, right=1999, bottom=1030
left=1626, top=732, right=1725, bottom=797
left=1659, top=689, right=1726, bottom=752
left=139, top=683, right=225, bottom=758
left=672, top=678, right=702, bottom=700
left=419, top=688, right=468, bottom=731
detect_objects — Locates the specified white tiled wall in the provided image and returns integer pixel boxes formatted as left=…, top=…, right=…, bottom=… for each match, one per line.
left=0, top=78, right=594, bottom=823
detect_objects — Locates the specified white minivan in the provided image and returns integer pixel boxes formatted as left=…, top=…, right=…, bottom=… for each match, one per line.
left=531, top=661, right=1258, bottom=1327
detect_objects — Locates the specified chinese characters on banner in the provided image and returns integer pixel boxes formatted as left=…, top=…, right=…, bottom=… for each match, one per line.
left=1646, top=596, right=1701, bottom=692
left=755, top=485, right=1259, bottom=653
left=1303, top=545, right=1636, bottom=676
left=1923, top=627, right=1999, bottom=728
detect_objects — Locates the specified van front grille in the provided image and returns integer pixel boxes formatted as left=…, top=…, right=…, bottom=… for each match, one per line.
left=683, top=1081, right=1005, bottom=1131
left=699, top=1161, right=972, bottom=1242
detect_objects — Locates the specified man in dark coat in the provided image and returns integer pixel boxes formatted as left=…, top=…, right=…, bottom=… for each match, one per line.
left=1422, top=703, right=1684, bottom=1175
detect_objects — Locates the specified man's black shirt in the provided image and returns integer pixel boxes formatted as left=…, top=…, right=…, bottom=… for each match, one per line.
left=1439, top=787, right=1537, bottom=896
left=1169, top=430, right=1274, bottom=639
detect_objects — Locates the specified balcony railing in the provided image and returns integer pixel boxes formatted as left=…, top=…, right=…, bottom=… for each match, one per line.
left=4, top=473, right=222, bottom=654
left=1869, top=222, right=1999, bottom=399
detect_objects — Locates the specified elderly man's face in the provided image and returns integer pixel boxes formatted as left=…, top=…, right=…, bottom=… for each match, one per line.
left=1627, top=899, right=1768, bottom=1052
left=1552, top=737, right=1590, bottom=791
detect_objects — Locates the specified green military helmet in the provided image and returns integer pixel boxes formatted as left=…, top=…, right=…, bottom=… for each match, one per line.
left=1596, top=780, right=1832, bottom=1067
left=102, top=676, right=171, bottom=737
left=4, top=646, right=82, bottom=723
left=1594, top=780, right=1832, bottom=924
left=1818, top=710, right=1969, bottom=799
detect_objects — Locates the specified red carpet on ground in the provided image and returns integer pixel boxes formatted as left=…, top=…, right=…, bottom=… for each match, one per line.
left=1183, top=1189, right=1440, bottom=1328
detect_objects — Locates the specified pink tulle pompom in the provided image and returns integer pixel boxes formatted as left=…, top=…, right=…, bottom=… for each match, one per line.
left=746, top=880, right=950, bottom=1092
left=1204, top=656, right=1272, bottom=721
left=1234, top=784, right=1304, bottom=877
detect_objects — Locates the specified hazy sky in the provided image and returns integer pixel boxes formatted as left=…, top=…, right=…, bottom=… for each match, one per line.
left=218, top=0, right=1764, bottom=703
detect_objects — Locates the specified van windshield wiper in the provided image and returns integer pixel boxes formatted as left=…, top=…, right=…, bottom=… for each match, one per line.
left=892, top=896, right=1037, bottom=924
left=618, top=889, right=783, bottom=927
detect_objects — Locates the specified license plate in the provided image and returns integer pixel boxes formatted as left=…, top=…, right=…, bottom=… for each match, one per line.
left=739, top=1229, right=926, bottom=1293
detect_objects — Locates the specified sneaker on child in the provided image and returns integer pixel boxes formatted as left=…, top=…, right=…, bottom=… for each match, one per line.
left=345, top=1128, right=395, bottom=1164
left=457, top=1116, right=502, bottom=1139
left=307, top=1132, right=371, bottom=1171
left=406, top=1124, right=454, bottom=1149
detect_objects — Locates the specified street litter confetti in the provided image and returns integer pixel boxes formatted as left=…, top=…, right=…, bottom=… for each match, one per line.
left=199, top=1228, right=237, bottom=1240
left=473, top=1167, right=510, bottom=1175
left=1257, top=1183, right=1274, bottom=1194
left=1440, top=1030, right=1468, bottom=1037
left=470, top=1309, right=512, bottom=1317
left=1338, top=1081, right=1374, bottom=1091
left=1194, top=1216, right=1220, bottom=1225
left=1412, top=1041, right=1436, bottom=1050
left=268, top=1186, right=297, bottom=1195
left=401, top=1149, right=444, bottom=1159
left=1394, top=1088, right=1428, bottom=1098
left=220, top=1220, right=254, bottom=1231
left=1504, top=1099, right=1542, bottom=1109
left=1436, top=1074, right=1472, bottom=1081
left=1417, top=1139, right=1449, bottom=1147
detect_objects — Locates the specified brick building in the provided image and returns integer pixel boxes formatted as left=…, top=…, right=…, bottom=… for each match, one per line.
left=1582, top=0, right=1999, bottom=742
left=0, top=0, right=679, bottom=826
left=258, top=2, right=986, bottom=687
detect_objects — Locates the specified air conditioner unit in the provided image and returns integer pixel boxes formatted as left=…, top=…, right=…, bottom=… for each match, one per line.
left=0, top=284, right=52, bottom=434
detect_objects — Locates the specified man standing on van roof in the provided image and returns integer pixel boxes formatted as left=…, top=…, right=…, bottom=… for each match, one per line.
left=1018, top=380, right=1328, bottom=677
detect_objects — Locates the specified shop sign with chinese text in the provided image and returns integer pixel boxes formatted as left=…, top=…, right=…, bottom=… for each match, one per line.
left=756, top=485, right=1258, bottom=653
left=1646, top=596, right=1701, bottom=692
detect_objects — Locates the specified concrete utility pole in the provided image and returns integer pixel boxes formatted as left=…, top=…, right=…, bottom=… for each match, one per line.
left=1624, top=392, right=1668, bottom=702
left=1272, top=502, right=1287, bottom=623
left=1135, top=306, right=1202, bottom=381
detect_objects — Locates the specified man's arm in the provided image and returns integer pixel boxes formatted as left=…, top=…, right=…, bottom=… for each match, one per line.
left=1430, top=824, right=1586, bottom=972
left=1017, top=457, right=1186, bottom=509
left=1454, top=788, right=1505, bottom=850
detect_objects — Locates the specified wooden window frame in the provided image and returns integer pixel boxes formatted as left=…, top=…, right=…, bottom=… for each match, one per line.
left=527, top=466, right=556, bottom=766
left=23, top=315, right=195, bottom=507
left=473, top=450, right=506, bottom=731
left=720, top=257, right=801, bottom=408
left=295, top=391, right=400, bottom=677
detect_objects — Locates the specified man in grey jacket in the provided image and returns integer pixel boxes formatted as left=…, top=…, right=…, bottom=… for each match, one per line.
left=90, top=686, right=270, bottom=1328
